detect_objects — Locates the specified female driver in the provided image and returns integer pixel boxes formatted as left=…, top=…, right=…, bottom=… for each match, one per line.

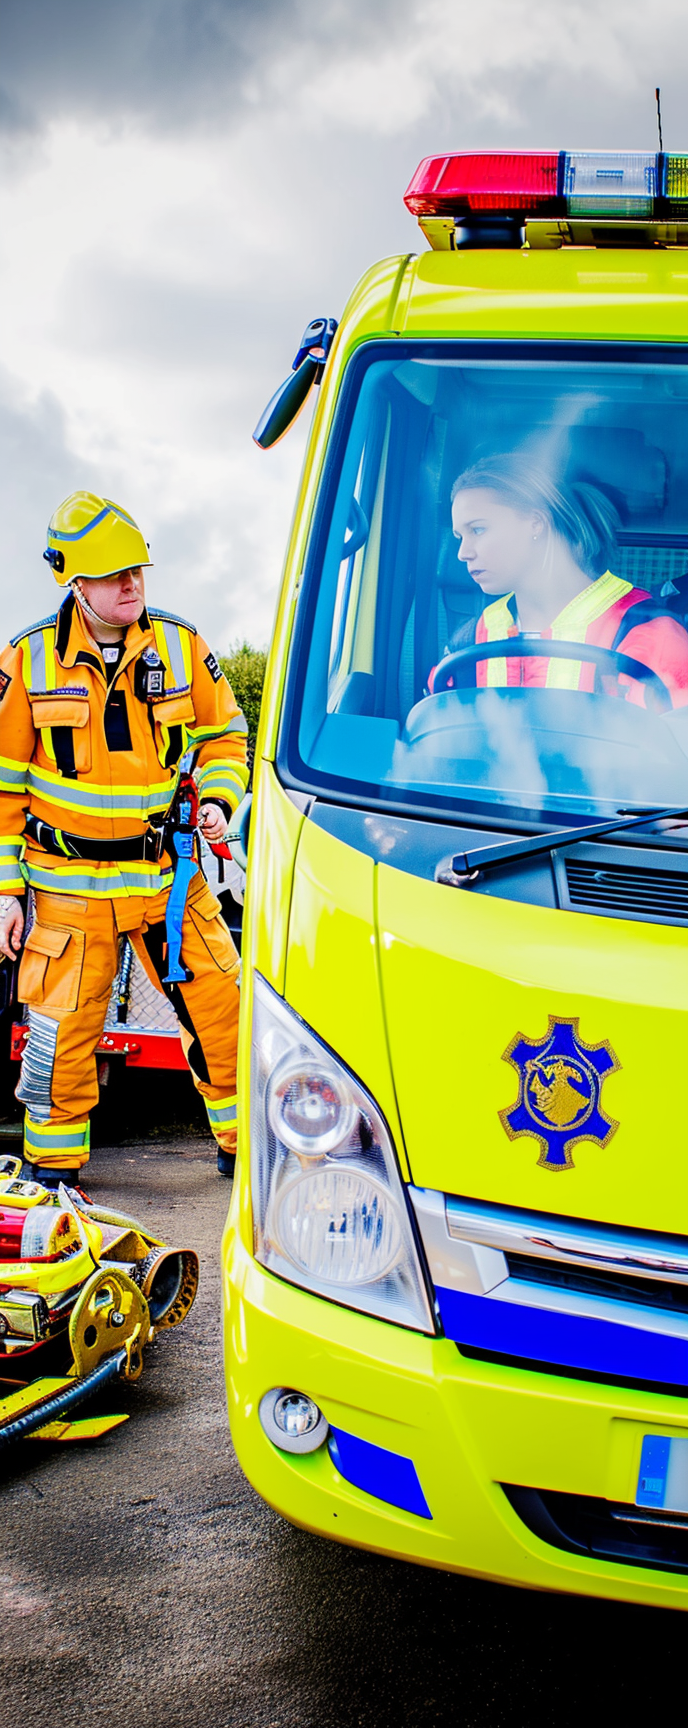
left=431, top=453, right=688, bottom=707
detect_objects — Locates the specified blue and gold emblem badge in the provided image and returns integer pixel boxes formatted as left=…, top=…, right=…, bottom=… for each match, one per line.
left=499, top=1016, right=620, bottom=1172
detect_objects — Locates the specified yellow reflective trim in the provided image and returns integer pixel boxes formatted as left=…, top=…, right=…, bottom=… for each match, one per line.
left=42, top=628, right=57, bottom=690
left=546, top=571, right=632, bottom=690
left=152, top=616, right=169, bottom=668
left=24, top=861, right=175, bottom=897
left=477, top=596, right=513, bottom=687
left=25, top=1118, right=89, bottom=1144
left=478, top=574, right=634, bottom=692
left=28, top=797, right=170, bottom=821
left=20, top=628, right=58, bottom=763
left=198, top=761, right=249, bottom=782
left=27, top=763, right=173, bottom=799
left=197, top=767, right=249, bottom=798
left=27, top=770, right=173, bottom=820
left=0, top=753, right=29, bottom=774
left=187, top=719, right=246, bottom=744
left=550, top=571, right=632, bottom=636
left=153, top=617, right=193, bottom=689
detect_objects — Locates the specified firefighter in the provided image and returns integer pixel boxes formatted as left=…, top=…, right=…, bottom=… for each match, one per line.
left=431, top=453, right=688, bottom=704
left=0, top=491, right=250, bottom=1184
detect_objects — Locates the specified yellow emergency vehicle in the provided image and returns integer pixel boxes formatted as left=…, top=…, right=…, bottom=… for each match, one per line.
left=223, top=150, right=688, bottom=1607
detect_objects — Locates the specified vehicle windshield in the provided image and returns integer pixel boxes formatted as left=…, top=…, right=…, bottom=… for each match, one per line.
left=282, top=343, right=688, bottom=826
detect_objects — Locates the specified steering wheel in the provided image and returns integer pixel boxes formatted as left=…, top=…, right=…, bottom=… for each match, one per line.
left=432, top=637, right=673, bottom=713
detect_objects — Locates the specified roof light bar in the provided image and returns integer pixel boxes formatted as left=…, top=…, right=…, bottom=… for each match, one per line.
left=404, top=152, right=560, bottom=216
left=665, top=154, right=688, bottom=217
left=564, top=151, right=656, bottom=217
left=405, top=150, right=688, bottom=231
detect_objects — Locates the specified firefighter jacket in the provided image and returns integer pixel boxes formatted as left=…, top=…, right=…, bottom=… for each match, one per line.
left=430, top=572, right=688, bottom=705
left=0, top=592, right=249, bottom=899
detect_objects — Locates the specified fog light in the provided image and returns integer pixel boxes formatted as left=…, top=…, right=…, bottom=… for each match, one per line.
left=259, top=1386, right=329, bottom=1454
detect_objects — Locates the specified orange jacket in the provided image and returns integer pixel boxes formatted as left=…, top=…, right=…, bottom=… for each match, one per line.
left=0, top=593, right=248, bottom=899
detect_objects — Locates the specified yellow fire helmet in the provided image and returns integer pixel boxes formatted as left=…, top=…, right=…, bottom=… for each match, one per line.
left=43, top=491, right=152, bottom=586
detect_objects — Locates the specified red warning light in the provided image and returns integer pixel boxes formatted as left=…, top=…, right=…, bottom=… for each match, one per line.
left=404, top=152, right=561, bottom=216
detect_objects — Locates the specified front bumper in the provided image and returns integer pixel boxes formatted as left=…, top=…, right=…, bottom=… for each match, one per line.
left=224, top=1227, right=688, bottom=1609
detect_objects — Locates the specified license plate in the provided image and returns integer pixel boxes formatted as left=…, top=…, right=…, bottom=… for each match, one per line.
left=637, top=1434, right=688, bottom=1513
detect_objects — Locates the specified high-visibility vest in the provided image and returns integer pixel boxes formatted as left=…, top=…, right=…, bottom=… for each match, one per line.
left=475, top=572, right=648, bottom=690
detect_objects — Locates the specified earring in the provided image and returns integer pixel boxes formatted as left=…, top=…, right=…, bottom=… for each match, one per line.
left=532, top=534, right=539, bottom=542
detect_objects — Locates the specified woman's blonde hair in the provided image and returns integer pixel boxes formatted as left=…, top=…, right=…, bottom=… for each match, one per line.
left=451, top=452, right=620, bottom=577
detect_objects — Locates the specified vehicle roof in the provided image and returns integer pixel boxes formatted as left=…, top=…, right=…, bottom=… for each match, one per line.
left=338, top=248, right=688, bottom=350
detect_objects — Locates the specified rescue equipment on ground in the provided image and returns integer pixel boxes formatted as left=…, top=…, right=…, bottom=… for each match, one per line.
left=43, top=491, right=152, bottom=585
left=253, top=317, right=338, bottom=449
left=0, top=1155, right=199, bottom=1447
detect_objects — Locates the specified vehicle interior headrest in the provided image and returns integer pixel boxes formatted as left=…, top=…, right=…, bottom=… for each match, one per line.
left=563, top=427, right=666, bottom=518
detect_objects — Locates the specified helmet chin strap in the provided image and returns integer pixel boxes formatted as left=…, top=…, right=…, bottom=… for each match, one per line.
left=71, top=579, right=125, bottom=636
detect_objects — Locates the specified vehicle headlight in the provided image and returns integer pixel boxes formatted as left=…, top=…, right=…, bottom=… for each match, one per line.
left=250, top=974, right=434, bottom=1333
left=267, top=1058, right=356, bottom=1155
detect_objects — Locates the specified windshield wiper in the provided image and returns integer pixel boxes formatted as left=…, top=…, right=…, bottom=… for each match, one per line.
left=442, top=805, right=688, bottom=885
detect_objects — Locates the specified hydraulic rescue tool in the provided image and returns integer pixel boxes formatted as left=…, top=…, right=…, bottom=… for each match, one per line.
left=0, top=1155, right=199, bottom=1450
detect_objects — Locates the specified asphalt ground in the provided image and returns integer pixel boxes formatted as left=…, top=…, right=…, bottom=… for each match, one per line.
left=1, top=1121, right=686, bottom=1728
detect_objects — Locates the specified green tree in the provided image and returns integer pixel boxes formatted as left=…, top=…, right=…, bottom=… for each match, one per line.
left=219, top=641, right=267, bottom=771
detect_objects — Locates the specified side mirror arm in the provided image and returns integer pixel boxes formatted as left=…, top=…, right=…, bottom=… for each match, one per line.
left=252, top=317, right=338, bottom=450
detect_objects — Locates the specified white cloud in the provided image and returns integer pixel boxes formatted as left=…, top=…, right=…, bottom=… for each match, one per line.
left=292, top=0, right=686, bottom=138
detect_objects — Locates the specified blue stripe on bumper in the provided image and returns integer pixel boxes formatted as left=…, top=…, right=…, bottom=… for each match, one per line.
left=328, top=1427, right=432, bottom=1520
left=436, top=1285, right=688, bottom=1388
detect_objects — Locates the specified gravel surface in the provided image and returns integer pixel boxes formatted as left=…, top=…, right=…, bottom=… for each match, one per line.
left=1, top=1135, right=685, bottom=1728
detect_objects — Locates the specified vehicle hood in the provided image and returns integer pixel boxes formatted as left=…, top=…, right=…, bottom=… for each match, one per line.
left=286, top=812, right=688, bottom=1234
left=376, top=858, right=688, bottom=1235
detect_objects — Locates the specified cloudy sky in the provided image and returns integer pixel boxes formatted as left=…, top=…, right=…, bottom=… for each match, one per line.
left=1, top=0, right=686, bottom=650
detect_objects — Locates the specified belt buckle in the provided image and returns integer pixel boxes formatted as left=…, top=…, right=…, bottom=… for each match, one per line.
left=146, top=825, right=166, bottom=864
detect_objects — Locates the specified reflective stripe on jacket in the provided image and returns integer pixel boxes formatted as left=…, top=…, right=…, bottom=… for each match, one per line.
left=473, top=572, right=688, bottom=706
left=0, top=594, right=249, bottom=897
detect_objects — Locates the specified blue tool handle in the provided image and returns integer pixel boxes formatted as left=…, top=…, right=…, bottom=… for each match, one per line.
left=163, top=832, right=198, bottom=983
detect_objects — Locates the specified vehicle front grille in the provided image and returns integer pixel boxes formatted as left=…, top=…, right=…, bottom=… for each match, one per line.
left=564, top=857, right=688, bottom=924
left=503, top=1483, right=688, bottom=1576
left=413, top=1190, right=688, bottom=1397
left=506, top=1254, right=688, bottom=1317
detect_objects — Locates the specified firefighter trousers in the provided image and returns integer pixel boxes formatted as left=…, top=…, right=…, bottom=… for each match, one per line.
left=15, top=870, right=240, bottom=1171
